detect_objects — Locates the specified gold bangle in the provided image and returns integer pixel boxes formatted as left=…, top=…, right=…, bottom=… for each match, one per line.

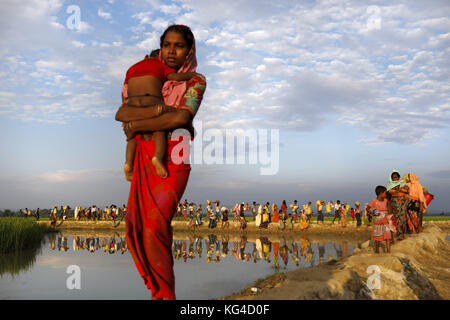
left=157, top=104, right=163, bottom=116
left=127, top=121, right=133, bottom=131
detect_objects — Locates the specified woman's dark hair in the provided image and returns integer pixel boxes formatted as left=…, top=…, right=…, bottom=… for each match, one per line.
left=160, top=24, right=194, bottom=49
left=375, top=185, right=387, bottom=196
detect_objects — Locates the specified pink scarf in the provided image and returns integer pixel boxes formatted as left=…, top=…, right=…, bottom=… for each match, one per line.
left=407, top=173, right=427, bottom=210
left=160, top=39, right=197, bottom=108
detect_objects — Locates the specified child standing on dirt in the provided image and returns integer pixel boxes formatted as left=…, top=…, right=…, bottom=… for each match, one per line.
left=367, top=186, right=392, bottom=253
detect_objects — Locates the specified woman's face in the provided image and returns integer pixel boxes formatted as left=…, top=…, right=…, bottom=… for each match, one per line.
left=392, top=173, right=400, bottom=181
left=161, top=31, right=190, bottom=69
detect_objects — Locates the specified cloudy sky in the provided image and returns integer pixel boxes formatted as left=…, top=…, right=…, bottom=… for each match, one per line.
left=0, top=0, right=449, bottom=212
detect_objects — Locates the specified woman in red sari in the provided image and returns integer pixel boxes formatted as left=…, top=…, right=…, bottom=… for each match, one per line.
left=115, top=25, right=206, bottom=300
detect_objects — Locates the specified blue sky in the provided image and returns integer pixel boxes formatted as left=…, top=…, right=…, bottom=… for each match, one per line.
left=0, top=0, right=449, bottom=212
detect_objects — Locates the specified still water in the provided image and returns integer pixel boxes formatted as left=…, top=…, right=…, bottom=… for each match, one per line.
left=0, top=232, right=363, bottom=300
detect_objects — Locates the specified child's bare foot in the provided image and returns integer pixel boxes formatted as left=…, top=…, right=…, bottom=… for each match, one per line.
left=152, top=156, right=168, bottom=178
left=124, top=163, right=133, bottom=182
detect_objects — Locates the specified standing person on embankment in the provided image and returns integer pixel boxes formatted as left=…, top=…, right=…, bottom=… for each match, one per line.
left=116, top=25, right=206, bottom=300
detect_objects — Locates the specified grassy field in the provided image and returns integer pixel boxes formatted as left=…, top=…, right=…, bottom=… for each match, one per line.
left=0, top=217, right=56, bottom=254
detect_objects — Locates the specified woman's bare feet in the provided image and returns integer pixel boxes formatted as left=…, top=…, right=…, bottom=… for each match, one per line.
left=152, top=156, right=168, bottom=178
left=124, top=163, right=133, bottom=182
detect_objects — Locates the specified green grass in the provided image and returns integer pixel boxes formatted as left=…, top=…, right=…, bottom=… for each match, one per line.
left=0, top=217, right=56, bottom=254
left=422, top=216, right=450, bottom=221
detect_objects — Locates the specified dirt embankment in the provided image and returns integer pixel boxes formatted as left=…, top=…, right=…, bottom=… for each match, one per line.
left=38, top=219, right=450, bottom=234
left=221, top=224, right=450, bottom=300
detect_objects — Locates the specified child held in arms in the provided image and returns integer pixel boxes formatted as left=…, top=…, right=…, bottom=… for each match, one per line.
left=122, top=49, right=197, bottom=180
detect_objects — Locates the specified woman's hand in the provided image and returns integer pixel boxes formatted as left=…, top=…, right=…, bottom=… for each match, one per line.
left=122, top=121, right=137, bottom=141
left=116, top=106, right=132, bottom=122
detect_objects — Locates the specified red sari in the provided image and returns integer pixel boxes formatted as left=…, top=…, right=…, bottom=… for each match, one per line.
left=126, top=135, right=191, bottom=300
left=125, top=74, right=206, bottom=300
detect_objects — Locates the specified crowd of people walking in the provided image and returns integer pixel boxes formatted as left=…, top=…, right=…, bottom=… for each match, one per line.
left=176, top=199, right=371, bottom=231
left=17, top=205, right=127, bottom=225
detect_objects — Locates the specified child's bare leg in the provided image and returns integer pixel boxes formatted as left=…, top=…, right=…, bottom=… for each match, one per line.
left=375, top=241, right=380, bottom=253
left=151, top=131, right=168, bottom=178
left=124, top=139, right=136, bottom=181
left=386, top=239, right=391, bottom=253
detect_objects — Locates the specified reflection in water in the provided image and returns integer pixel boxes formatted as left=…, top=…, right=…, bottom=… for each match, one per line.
left=170, top=235, right=359, bottom=271
left=44, top=234, right=359, bottom=270
left=1, top=232, right=363, bottom=299
left=0, top=245, right=44, bottom=277
left=48, top=233, right=129, bottom=255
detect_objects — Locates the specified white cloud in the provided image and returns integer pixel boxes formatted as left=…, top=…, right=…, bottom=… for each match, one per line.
left=72, top=40, right=86, bottom=48
left=0, top=0, right=449, bottom=145
left=98, top=8, right=112, bottom=20
left=77, top=21, right=93, bottom=33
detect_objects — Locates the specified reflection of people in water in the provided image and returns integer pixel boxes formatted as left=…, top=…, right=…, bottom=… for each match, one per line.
left=239, top=236, right=247, bottom=261
left=54, top=235, right=360, bottom=271
left=50, top=236, right=129, bottom=255
left=272, top=241, right=279, bottom=269
left=252, top=243, right=258, bottom=263
left=280, top=239, right=289, bottom=267
left=173, top=241, right=182, bottom=260
left=182, top=241, right=187, bottom=262
left=206, top=235, right=217, bottom=263
left=232, top=241, right=239, bottom=260
left=292, top=242, right=300, bottom=266
left=61, top=236, right=69, bottom=252
left=188, top=237, right=195, bottom=259
left=50, top=234, right=56, bottom=250
left=261, top=237, right=271, bottom=263
left=195, top=237, right=203, bottom=258
left=215, top=240, right=221, bottom=263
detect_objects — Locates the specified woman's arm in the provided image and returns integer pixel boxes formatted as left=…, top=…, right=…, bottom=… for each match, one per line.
left=123, top=109, right=192, bottom=140
left=115, top=104, right=177, bottom=122
left=122, top=73, right=206, bottom=140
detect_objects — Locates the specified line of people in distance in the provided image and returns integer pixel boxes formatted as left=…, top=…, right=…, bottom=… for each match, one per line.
left=16, top=205, right=128, bottom=225
left=177, top=199, right=367, bottom=231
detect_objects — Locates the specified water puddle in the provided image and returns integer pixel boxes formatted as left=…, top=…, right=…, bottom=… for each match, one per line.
left=0, top=232, right=363, bottom=299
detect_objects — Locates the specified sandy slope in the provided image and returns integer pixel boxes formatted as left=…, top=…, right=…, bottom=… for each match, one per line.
left=221, top=224, right=450, bottom=300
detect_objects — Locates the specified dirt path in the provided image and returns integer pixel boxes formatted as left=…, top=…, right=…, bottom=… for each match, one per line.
left=220, top=224, right=450, bottom=300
